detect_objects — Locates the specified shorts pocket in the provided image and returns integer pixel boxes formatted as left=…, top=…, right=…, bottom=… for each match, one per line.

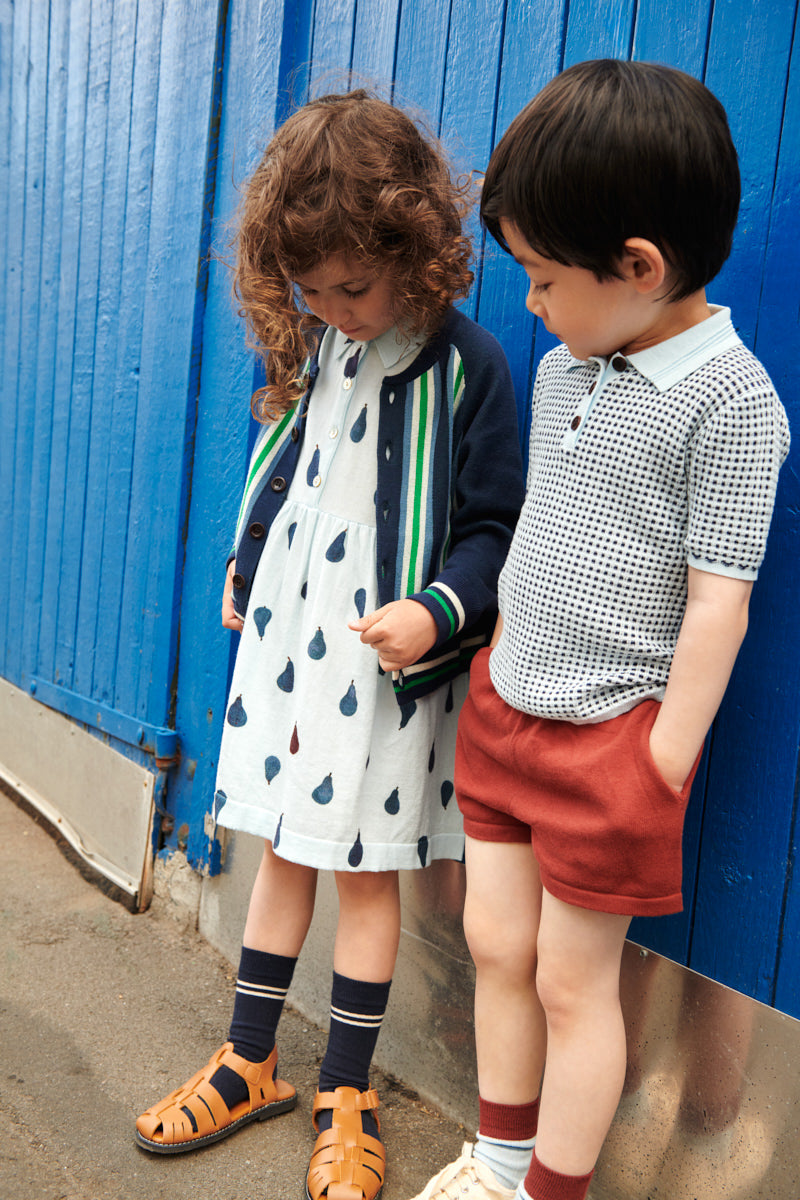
left=638, top=705, right=689, bottom=803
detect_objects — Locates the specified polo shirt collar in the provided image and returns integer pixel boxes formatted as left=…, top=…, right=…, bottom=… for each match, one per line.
left=566, top=306, right=741, bottom=392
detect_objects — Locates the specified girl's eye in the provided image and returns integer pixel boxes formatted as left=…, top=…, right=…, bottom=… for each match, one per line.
left=342, top=285, right=369, bottom=299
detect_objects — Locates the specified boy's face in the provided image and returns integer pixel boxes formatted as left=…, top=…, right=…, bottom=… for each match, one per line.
left=501, top=221, right=655, bottom=360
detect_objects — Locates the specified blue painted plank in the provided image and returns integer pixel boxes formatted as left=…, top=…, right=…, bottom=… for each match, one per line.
left=562, top=0, right=636, bottom=64
left=54, top=0, right=115, bottom=692
left=438, top=0, right=505, bottom=322
left=351, top=0, right=401, bottom=87
left=308, top=0, right=355, bottom=92
left=393, top=0, right=450, bottom=127
left=631, top=0, right=712, bottom=71
left=37, top=1, right=92, bottom=687
left=72, top=0, right=141, bottom=702
left=0, top=1, right=31, bottom=684
left=113, top=0, right=225, bottom=722
left=167, top=0, right=295, bottom=867
left=475, top=0, right=567, bottom=443
left=685, top=0, right=798, bottom=1002
left=91, top=0, right=165, bottom=706
left=0, top=0, right=13, bottom=383
left=21, top=3, right=71, bottom=685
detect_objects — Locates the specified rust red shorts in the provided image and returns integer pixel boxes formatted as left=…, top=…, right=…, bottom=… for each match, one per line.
left=455, top=649, right=701, bottom=916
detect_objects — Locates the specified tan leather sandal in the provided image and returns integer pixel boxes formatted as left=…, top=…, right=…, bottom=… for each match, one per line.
left=306, top=1086, right=386, bottom=1200
left=135, top=1042, right=296, bottom=1154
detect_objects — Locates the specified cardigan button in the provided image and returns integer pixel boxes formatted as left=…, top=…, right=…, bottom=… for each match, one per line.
left=249, top=522, right=266, bottom=539
left=270, top=476, right=287, bottom=492
left=232, top=573, right=246, bottom=589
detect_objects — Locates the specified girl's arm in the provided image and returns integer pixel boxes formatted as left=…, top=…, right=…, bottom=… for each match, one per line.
left=222, top=559, right=245, bottom=632
left=349, top=599, right=437, bottom=672
left=648, top=566, right=752, bottom=790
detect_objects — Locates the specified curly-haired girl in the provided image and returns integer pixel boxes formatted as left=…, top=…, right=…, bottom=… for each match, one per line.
left=135, top=89, right=524, bottom=1200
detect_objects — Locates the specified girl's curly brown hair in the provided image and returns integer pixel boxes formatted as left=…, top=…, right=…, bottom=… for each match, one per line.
left=234, top=89, right=475, bottom=421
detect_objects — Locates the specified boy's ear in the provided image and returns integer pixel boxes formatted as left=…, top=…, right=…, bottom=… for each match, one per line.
left=619, top=238, right=667, bottom=294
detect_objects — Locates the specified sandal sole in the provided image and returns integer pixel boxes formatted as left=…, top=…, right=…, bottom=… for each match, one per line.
left=135, top=1092, right=297, bottom=1155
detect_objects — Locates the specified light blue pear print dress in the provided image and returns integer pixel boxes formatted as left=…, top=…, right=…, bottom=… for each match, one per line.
left=214, top=326, right=467, bottom=871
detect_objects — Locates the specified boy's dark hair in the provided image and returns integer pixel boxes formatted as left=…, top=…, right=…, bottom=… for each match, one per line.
left=481, top=60, right=740, bottom=300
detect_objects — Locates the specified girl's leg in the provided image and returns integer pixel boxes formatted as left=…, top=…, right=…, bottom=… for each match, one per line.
left=521, top=890, right=630, bottom=1199
left=212, top=841, right=318, bottom=1106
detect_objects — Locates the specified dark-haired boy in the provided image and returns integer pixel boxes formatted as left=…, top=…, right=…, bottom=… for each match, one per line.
left=411, top=59, right=789, bottom=1200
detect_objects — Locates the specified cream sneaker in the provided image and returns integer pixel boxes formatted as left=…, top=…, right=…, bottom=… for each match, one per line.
left=410, top=1142, right=516, bottom=1200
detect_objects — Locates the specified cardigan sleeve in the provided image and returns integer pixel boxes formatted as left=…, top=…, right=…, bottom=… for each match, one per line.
left=410, top=328, right=524, bottom=647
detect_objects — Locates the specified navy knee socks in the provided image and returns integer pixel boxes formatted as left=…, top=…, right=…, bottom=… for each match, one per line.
left=316, top=971, right=392, bottom=1140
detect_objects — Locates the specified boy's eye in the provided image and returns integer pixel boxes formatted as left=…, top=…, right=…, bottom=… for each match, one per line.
left=531, top=282, right=551, bottom=295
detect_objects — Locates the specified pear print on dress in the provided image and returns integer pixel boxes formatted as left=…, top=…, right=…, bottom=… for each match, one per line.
left=253, top=606, right=272, bottom=639
left=384, top=787, right=400, bottom=815
left=307, top=445, right=320, bottom=486
left=445, top=682, right=454, bottom=713
left=441, top=781, right=454, bottom=809
left=428, top=743, right=435, bottom=773
left=350, top=405, right=367, bottom=443
left=227, top=695, right=247, bottom=726
left=277, top=658, right=294, bottom=692
left=290, top=724, right=300, bottom=754
left=325, top=530, right=347, bottom=562
left=399, top=699, right=417, bottom=729
left=308, top=627, right=327, bottom=659
left=417, top=836, right=429, bottom=867
left=301, top=581, right=308, bottom=599
left=354, top=588, right=366, bottom=619
left=348, top=831, right=364, bottom=868
left=273, top=813, right=283, bottom=850
left=288, top=522, right=297, bottom=548
left=339, top=681, right=357, bottom=716
left=264, top=756, right=281, bottom=784
left=212, top=789, right=227, bottom=821
left=312, top=773, right=334, bottom=805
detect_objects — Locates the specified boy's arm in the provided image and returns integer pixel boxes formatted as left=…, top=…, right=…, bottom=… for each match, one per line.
left=649, top=566, right=752, bottom=790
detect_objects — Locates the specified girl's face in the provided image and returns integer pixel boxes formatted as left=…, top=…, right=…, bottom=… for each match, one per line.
left=293, top=254, right=396, bottom=342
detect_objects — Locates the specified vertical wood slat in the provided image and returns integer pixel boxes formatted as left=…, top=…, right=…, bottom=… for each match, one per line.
left=682, top=0, right=799, bottom=1002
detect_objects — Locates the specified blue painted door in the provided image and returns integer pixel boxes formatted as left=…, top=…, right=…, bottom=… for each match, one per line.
left=2, top=0, right=798, bottom=1013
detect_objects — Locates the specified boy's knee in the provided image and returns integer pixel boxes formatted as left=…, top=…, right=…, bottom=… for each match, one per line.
left=463, top=898, right=537, bottom=976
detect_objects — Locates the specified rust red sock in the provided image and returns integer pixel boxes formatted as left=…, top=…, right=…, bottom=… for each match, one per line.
left=519, top=1150, right=593, bottom=1200
left=474, top=1096, right=540, bottom=1189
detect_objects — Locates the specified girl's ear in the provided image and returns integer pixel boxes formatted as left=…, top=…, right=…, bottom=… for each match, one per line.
left=619, top=237, right=667, bottom=294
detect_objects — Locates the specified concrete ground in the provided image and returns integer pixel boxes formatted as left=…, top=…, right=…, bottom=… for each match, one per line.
left=0, top=791, right=468, bottom=1200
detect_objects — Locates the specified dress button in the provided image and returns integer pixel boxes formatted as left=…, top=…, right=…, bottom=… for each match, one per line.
left=612, top=355, right=627, bottom=371
left=249, top=522, right=266, bottom=539
left=291, top=427, right=299, bottom=442
left=232, top=573, right=246, bottom=589
left=343, top=377, right=353, bottom=390
left=270, top=476, right=287, bottom=492
left=312, top=475, right=322, bottom=488
left=329, top=426, right=339, bottom=439
left=571, top=415, right=581, bottom=430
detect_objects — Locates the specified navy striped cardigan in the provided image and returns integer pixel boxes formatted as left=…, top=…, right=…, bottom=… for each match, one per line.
left=230, top=307, right=524, bottom=703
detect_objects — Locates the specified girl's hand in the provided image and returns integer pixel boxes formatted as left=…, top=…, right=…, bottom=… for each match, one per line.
left=222, top=561, right=245, bottom=632
left=350, top=599, right=437, bottom=672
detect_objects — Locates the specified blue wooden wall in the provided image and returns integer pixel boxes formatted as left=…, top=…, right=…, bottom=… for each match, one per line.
left=2, top=0, right=798, bottom=1013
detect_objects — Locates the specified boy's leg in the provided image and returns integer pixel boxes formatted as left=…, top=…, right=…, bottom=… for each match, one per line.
left=307, top=870, right=400, bottom=1200
left=410, top=838, right=544, bottom=1200
left=519, top=890, right=630, bottom=1199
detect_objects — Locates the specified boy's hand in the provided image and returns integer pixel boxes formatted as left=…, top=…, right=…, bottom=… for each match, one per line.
left=350, top=599, right=437, bottom=672
left=221, top=560, right=244, bottom=632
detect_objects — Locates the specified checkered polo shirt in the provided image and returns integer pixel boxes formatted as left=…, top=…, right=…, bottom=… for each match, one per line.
left=491, top=307, right=790, bottom=723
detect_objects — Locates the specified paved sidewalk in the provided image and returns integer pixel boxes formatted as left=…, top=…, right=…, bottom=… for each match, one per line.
left=0, top=790, right=467, bottom=1200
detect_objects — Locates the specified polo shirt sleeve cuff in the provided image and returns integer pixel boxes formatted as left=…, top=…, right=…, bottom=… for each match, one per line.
left=411, top=583, right=467, bottom=645
left=687, top=553, right=759, bottom=581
